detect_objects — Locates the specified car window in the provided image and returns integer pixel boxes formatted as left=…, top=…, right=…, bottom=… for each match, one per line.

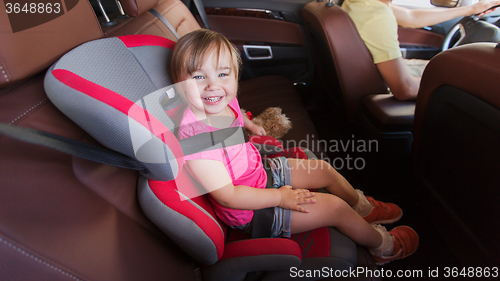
left=393, top=0, right=500, bottom=17
left=392, top=0, right=436, bottom=8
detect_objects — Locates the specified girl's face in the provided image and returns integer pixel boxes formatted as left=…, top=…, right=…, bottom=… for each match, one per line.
left=181, top=48, right=237, bottom=117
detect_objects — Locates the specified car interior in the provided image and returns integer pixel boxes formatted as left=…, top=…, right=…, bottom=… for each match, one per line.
left=1, top=0, right=499, bottom=280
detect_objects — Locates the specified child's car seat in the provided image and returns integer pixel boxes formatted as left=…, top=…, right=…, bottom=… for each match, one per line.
left=105, top=0, right=328, bottom=159
left=44, top=34, right=360, bottom=280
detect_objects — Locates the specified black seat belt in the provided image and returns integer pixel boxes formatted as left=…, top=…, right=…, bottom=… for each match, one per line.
left=192, top=0, right=211, bottom=30
left=149, top=0, right=211, bottom=39
left=0, top=123, right=245, bottom=172
left=149, top=9, right=180, bottom=39
left=0, top=123, right=147, bottom=172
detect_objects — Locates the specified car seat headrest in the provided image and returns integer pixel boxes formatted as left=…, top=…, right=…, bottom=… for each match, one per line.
left=45, top=35, right=185, bottom=181
left=0, top=0, right=103, bottom=88
left=120, top=0, right=161, bottom=17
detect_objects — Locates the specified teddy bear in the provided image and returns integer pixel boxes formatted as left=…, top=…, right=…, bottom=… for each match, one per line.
left=241, top=107, right=292, bottom=140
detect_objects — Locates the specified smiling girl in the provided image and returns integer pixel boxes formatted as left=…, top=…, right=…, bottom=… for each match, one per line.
left=171, top=29, right=418, bottom=265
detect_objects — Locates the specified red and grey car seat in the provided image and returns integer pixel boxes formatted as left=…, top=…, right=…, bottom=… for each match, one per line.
left=44, top=34, right=360, bottom=281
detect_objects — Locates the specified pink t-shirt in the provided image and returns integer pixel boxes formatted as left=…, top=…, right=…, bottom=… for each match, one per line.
left=177, top=98, right=267, bottom=227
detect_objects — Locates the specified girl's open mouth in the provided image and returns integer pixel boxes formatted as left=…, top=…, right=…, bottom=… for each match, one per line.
left=204, top=96, right=223, bottom=105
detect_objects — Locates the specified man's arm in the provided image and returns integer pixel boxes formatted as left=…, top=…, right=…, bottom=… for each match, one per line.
left=376, top=57, right=420, bottom=100
left=391, top=0, right=500, bottom=29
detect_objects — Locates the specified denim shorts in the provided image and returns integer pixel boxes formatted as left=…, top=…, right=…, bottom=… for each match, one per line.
left=234, top=156, right=293, bottom=238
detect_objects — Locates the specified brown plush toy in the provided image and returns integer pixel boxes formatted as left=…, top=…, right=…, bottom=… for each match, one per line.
left=241, top=107, right=292, bottom=139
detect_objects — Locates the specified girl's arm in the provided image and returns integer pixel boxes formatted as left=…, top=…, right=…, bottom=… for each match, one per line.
left=242, top=112, right=266, bottom=136
left=185, top=159, right=315, bottom=212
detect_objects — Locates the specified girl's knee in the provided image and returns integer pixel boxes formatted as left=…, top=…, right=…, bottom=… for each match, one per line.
left=324, top=194, right=351, bottom=215
left=313, top=159, right=331, bottom=168
left=304, top=159, right=334, bottom=173
left=316, top=194, right=353, bottom=226
left=313, top=159, right=341, bottom=179
left=293, top=194, right=355, bottom=230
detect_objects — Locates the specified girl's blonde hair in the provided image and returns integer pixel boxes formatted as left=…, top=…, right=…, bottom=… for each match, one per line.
left=170, top=29, right=242, bottom=83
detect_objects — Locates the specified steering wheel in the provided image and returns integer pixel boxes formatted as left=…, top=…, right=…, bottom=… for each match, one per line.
left=442, top=16, right=500, bottom=51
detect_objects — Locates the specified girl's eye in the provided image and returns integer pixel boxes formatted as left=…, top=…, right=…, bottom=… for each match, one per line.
left=219, top=73, right=229, bottom=77
left=193, top=75, right=204, bottom=80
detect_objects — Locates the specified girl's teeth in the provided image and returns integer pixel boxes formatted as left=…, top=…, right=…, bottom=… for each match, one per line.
left=205, top=97, right=221, bottom=102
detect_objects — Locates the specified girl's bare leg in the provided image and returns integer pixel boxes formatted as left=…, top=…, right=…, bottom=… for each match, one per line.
left=290, top=192, right=382, bottom=248
left=286, top=159, right=416, bottom=260
left=288, top=158, right=359, bottom=206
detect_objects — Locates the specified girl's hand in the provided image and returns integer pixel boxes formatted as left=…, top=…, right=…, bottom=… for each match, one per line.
left=242, top=112, right=266, bottom=135
left=278, top=185, right=316, bottom=213
left=249, top=124, right=266, bottom=136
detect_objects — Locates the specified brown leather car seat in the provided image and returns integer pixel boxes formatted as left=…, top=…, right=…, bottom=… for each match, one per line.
left=0, top=1, right=380, bottom=279
left=413, top=42, right=500, bottom=266
left=302, top=1, right=415, bottom=131
left=0, top=1, right=199, bottom=280
left=104, top=0, right=199, bottom=40
left=302, top=0, right=387, bottom=122
left=106, top=0, right=327, bottom=157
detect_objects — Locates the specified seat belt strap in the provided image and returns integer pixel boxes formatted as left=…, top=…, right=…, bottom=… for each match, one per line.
left=149, top=9, right=180, bottom=39
left=0, top=123, right=147, bottom=172
left=0, top=123, right=245, bottom=171
left=192, top=0, right=211, bottom=29
left=179, top=127, right=246, bottom=155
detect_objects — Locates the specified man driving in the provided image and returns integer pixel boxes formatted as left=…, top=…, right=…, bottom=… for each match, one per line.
left=342, top=0, right=500, bottom=100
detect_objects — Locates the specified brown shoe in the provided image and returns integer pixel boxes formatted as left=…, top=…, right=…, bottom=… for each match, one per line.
left=363, top=196, right=403, bottom=224
left=372, top=226, right=419, bottom=265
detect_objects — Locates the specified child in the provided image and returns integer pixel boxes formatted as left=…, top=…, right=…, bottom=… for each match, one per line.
left=171, top=29, right=418, bottom=265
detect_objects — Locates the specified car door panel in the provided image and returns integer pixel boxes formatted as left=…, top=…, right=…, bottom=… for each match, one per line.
left=207, top=12, right=305, bottom=46
left=204, top=0, right=310, bottom=20
left=398, top=26, right=444, bottom=59
left=203, top=0, right=313, bottom=83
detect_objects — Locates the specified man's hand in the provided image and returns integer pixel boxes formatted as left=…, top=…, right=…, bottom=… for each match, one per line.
left=473, top=0, right=500, bottom=17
